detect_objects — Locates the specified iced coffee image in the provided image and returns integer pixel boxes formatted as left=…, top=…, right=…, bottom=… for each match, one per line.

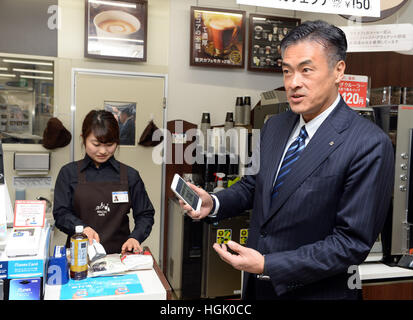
left=191, top=7, right=245, bottom=67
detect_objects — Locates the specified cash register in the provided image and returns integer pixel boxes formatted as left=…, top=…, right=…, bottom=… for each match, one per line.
left=0, top=141, right=51, bottom=300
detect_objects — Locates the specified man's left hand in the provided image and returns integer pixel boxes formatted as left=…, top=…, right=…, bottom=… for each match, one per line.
left=213, top=240, right=265, bottom=274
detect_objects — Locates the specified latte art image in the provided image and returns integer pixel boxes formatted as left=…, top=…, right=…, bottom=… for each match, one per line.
left=86, top=1, right=147, bottom=61
left=93, top=10, right=141, bottom=39
left=98, top=19, right=137, bottom=35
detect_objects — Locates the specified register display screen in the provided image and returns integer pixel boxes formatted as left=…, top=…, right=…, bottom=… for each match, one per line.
left=176, top=178, right=199, bottom=210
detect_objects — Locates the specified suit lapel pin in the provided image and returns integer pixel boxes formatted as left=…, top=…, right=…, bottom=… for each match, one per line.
left=329, top=141, right=334, bottom=146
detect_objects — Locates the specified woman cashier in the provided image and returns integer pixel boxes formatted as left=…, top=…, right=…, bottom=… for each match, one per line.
left=53, top=110, right=155, bottom=254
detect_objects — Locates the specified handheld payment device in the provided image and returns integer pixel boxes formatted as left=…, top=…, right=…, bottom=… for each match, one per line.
left=171, top=174, right=202, bottom=212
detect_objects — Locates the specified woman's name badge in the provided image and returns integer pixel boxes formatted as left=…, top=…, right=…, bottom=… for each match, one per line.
left=112, top=191, right=129, bottom=203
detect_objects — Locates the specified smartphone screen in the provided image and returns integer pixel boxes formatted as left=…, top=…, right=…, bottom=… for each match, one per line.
left=175, top=177, right=200, bottom=210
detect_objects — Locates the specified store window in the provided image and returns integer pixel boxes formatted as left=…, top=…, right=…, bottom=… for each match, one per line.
left=0, top=56, right=54, bottom=144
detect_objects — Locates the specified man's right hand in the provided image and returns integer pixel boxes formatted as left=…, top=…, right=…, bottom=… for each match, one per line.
left=178, top=182, right=213, bottom=220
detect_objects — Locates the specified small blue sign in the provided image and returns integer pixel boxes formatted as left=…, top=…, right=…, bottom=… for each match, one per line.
left=9, top=278, right=41, bottom=300
left=8, top=259, right=43, bottom=278
left=0, top=261, right=8, bottom=279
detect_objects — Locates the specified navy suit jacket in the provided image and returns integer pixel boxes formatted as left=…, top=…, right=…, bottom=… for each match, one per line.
left=214, top=97, right=395, bottom=299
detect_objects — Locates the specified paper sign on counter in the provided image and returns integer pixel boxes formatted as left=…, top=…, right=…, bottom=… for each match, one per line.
left=13, top=200, right=46, bottom=228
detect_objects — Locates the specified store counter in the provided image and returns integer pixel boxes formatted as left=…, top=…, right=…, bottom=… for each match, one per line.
left=360, top=262, right=413, bottom=282
left=44, top=247, right=172, bottom=300
left=44, top=247, right=171, bottom=300
left=44, top=269, right=167, bottom=300
left=360, top=262, right=413, bottom=299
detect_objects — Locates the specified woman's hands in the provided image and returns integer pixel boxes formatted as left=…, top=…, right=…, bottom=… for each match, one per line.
left=121, top=238, right=143, bottom=254
left=83, top=226, right=100, bottom=245
left=83, top=227, right=142, bottom=254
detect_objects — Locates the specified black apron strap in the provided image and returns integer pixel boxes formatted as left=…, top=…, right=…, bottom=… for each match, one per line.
left=119, top=163, right=128, bottom=185
left=76, top=160, right=87, bottom=184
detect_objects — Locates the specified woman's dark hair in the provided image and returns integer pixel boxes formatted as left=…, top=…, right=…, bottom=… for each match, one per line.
left=280, top=20, right=347, bottom=68
left=81, top=110, right=119, bottom=145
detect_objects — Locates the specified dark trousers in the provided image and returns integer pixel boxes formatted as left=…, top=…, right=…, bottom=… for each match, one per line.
left=245, top=276, right=363, bottom=300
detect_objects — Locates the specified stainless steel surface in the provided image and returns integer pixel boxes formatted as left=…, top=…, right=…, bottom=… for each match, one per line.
left=166, top=198, right=185, bottom=299
left=13, top=152, right=50, bottom=172
left=371, top=105, right=413, bottom=257
left=201, top=214, right=249, bottom=298
left=392, top=106, right=413, bottom=255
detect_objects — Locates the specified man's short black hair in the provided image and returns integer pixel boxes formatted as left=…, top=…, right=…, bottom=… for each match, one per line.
left=280, top=20, right=347, bottom=67
left=120, top=105, right=134, bottom=117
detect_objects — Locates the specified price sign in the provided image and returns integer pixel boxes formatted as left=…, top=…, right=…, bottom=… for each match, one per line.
left=339, top=75, right=368, bottom=108
left=237, top=0, right=380, bottom=17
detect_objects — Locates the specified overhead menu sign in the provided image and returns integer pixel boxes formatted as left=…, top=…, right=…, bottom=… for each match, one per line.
left=340, top=24, right=413, bottom=52
left=236, top=0, right=380, bottom=17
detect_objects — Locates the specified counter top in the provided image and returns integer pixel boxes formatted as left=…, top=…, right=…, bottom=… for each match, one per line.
left=44, top=246, right=171, bottom=300
left=44, top=268, right=167, bottom=300
left=359, top=262, right=413, bottom=282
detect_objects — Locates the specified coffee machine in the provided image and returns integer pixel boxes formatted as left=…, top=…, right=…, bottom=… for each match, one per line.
left=372, top=104, right=413, bottom=264
left=166, top=112, right=252, bottom=299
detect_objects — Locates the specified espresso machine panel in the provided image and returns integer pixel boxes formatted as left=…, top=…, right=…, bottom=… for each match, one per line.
left=201, top=214, right=250, bottom=298
left=373, top=105, right=413, bottom=259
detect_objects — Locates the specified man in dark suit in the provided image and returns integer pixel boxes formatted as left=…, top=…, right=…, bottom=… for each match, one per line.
left=119, top=106, right=136, bottom=145
left=180, top=20, right=394, bottom=299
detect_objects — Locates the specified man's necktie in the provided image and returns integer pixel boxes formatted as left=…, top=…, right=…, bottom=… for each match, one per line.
left=272, top=126, right=308, bottom=199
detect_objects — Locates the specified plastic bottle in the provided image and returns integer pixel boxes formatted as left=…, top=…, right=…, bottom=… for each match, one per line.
left=213, top=173, right=226, bottom=193
left=70, top=225, right=88, bottom=280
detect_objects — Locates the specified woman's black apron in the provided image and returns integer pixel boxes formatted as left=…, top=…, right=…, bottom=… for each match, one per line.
left=68, top=160, right=131, bottom=254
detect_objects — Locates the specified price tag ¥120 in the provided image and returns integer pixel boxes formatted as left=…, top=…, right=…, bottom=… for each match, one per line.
left=339, top=74, right=369, bottom=108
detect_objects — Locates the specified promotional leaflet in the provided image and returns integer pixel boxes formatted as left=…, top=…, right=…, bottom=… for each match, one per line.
left=5, top=200, right=48, bottom=257
left=341, top=24, right=413, bottom=53
left=59, top=274, right=144, bottom=300
left=13, top=200, right=46, bottom=228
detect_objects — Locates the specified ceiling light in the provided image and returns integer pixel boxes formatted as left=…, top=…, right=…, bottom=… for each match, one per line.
left=88, top=0, right=136, bottom=8
left=88, top=36, right=144, bottom=43
left=2, top=59, right=53, bottom=66
left=0, top=73, right=16, bottom=78
left=20, top=75, right=53, bottom=80
left=12, top=68, right=53, bottom=74
left=194, top=10, right=242, bottom=18
left=0, top=67, right=8, bottom=71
